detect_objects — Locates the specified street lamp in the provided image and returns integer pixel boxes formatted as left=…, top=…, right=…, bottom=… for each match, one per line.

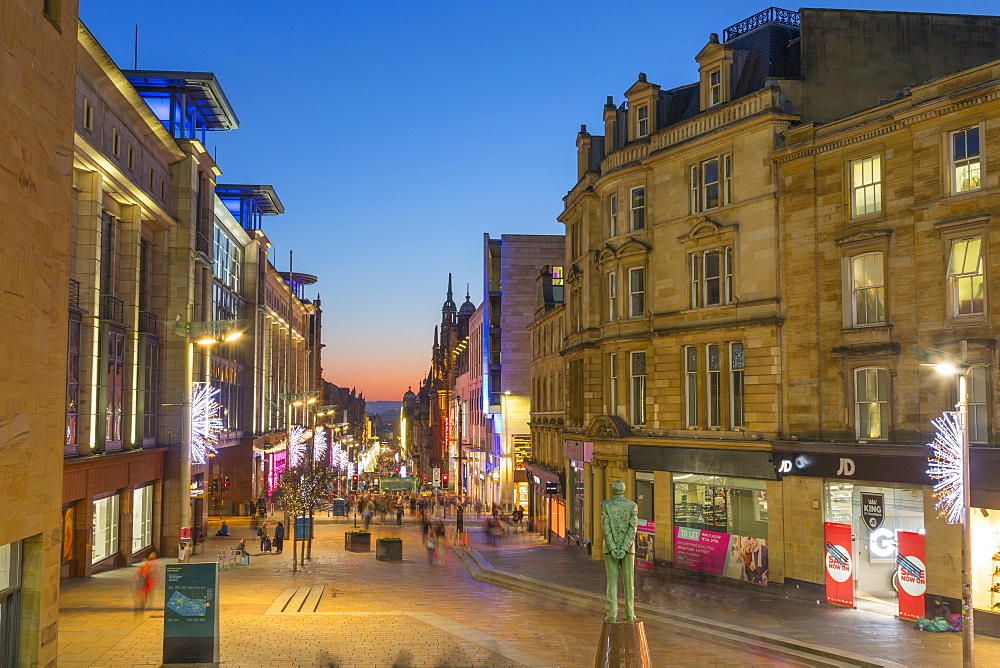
left=919, top=348, right=988, bottom=668
left=168, top=317, right=246, bottom=561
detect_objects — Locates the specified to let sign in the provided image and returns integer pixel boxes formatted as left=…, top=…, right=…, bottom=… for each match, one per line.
left=861, top=493, right=884, bottom=531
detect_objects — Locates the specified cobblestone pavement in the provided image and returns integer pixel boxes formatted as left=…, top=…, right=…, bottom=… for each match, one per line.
left=58, top=514, right=807, bottom=667
left=470, top=526, right=1000, bottom=668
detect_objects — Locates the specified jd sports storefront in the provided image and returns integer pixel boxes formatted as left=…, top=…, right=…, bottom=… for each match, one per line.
left=773, top=449, right=928, bottom=619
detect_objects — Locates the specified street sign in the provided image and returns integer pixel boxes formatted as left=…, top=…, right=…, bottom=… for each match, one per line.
left=545, top=481, right=558, bottom=495
left=162, top=562, right=219, bottom=664
left=432, top=467, right=441, bottom=486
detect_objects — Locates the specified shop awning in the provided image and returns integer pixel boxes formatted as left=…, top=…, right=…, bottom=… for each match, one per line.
left=524, top=464, right=563, bottom=496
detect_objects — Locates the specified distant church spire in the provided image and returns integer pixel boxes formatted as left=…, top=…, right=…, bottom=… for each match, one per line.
left=442, top=273, right=457, bottom=324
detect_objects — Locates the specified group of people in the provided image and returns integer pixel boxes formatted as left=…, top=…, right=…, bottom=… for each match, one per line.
left=253, top=520, right=285, bottom=554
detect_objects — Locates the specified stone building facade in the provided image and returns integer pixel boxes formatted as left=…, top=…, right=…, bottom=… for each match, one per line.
left=774, top=55, right=1000, bottom=632
left=552, top=6, right=1000, bottom=629
left=0, top=1, right=80, bottom=664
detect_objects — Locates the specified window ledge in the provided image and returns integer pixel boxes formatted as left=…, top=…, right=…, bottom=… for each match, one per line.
left=842, top=323, right=892, bottom=334
left=844, top=212, right=886, bottom=227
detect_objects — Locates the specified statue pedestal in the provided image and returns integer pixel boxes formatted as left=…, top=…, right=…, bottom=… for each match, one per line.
left=593, top=620, right=651, bottom=667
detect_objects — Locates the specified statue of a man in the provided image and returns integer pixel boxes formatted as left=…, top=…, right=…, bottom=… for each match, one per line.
left=601, top=480, right=639, bottom=622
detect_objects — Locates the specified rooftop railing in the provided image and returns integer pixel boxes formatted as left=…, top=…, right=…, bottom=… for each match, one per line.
left=723, top=7, right=799, bottom=42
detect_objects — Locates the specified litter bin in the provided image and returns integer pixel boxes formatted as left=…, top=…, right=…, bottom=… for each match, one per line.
left=295, top=516, right=312, bottom=540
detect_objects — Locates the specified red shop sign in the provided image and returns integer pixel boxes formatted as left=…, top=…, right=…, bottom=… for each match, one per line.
left=824, top=522, right=854, bottom=607
left=896, top=531, right=926, bottom=621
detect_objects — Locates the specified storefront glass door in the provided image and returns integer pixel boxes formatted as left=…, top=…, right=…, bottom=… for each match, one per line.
left=825, top=482, right=923, bottom=614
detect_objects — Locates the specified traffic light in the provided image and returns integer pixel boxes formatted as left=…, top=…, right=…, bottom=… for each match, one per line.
left=372, top=478, right=380, bottom=492
left=222, top=476, right=231, bottom=493
left=441, top=473, right=449, bottom=488
left=352, top=474, right=359, bottom=491
left=209, top=477, right=219, bottom=494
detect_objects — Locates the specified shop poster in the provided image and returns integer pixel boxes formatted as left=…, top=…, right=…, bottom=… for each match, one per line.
left=824, top=522, right=854, bottom=607
left=673, top=526, right=768, bottom=584
left=896, top=531, right=926, bottom=621
left=635, top=520, right=655, bottom=571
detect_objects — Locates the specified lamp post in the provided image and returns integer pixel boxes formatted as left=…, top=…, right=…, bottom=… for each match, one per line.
left=168, top=317, right=245, bottom=561
left=919, top=348, right=987, bottom=668
left=502, top=390, right=511, bottom=513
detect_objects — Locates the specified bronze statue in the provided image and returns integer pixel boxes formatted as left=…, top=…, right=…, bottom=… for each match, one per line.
left=601, top=480, right=638, bottom=622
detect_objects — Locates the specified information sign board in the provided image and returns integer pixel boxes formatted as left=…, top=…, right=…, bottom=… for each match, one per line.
left=162, top=562, right=219, bottom=664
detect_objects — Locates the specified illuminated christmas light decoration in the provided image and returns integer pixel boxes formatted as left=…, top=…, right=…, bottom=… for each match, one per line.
left=191, top=384, right=224, bottom=464
left=927, top=410, right=965, bottom=525
left=313, top=428, right=328, bottom=462
left=288, top=425, right=308, bottom=466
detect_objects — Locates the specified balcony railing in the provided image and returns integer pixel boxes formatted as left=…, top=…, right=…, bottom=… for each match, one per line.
left=69, top=279, right=81, bottom=308
left=99, top=295, right=125, bottom=323
left=196, top=232, right=213, bottom=258
left=723, top=7, right=799, bottom=42
left=138, top=311, right=159, bottom=335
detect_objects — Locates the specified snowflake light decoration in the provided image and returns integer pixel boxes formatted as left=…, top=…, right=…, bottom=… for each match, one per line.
left=191, top=384, right=224, bottom=464
left=313, top=428, right=329, bottom=462
left=288, top=425, right=308, bottom=467
left=927, top=410, right=965, bottom=525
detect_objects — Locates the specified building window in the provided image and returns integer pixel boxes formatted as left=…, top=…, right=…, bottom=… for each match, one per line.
left=105, top=329, right=125, bottom=448
left=630, top=187, right=645, bottom=231
left=850, top=252, right=885, bottom=326
left=112, top=129, right=121, bottom=157
left=127, top=145, right=134, bottom=171
left=608, top=272, right=618, bottom=321
left=630, top=352, right=646, bottom=426
left=552, top=266, right=564, bottom=302
left=213, top=224, right=243, bottom=291
left=684, top=346, right=698, bottom=427
left=855, top=367, right=888, bottom=440
left=730, top=342, right=745, bottom=429
left=100, top=211, right=116, bottom=297
left=43, top=0, right=61, bottom=27
left=709, top=69, right=722, bottom=106
left=148, top=169, right=155, bottom=190
left=952, top=126, right=981, bottom=194
left=142, top=338, right=158, bottom=443
left=628, top=267, right=645, bottom=317
left=690, top=246, right=733, bottom=308
left=636, top=105, right=649, bottom=138
left=707, top=344, right=721, bottom=428
left=948, top=237, right=984, bottom=316
left=609, top=195, right=618, bottom=237
left=964, top=366, right=989, bottom=444
left=850, top=154, right=882, bottom=217
left=609, top=353, right=618, bottom=417
left=0, top=540, right=22, bottom=664
left=690, top=155, right=731, bottom=212
left=92, top=494, right=120, bottom=564
left=132, top=485, right=154, bottom=553
left=66, top=316, right=81, bottom=451
left=83, top=98, right=94, bottom=131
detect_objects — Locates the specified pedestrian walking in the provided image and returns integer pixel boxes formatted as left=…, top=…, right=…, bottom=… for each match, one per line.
left=363, top=506, right=373, bottom=532
left=132, top=552, right=158, bottom=614
left=273, top=521, right=285, bottom=553
left=396, top=501, right=404, bottom=526
left=258, top=522, right=269, bottom=553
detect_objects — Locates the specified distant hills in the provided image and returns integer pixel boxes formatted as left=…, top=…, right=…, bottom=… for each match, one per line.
left=366, top=400, right=402, bottom=417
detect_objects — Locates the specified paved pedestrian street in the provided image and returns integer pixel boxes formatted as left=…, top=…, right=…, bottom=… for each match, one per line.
left=58, top=516, right=808, bottom=667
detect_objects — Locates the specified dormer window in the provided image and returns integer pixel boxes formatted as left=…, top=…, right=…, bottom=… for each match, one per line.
left=636, top=105, right=649, bottom=138
left=709, top=70, right=722, bottom=106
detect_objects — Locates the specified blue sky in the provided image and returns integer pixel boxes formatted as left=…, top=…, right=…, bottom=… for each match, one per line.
left=82, top=0, right=1000, bottom=400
